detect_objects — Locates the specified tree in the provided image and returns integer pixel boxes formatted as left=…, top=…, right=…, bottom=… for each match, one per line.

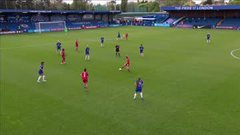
left=183, top=0, right=195, bottom=6
left=229, top=0, right=240, bottom=4
left=116, top=4, right=121, bottom=10
left=16, top=0, right=34, bottom=9
left=202, top=0, right=213, bottom=5
left=107, top=0, right=116, bottom=10
left=94, top=4, right=108, bottom=11
left=163, top=0, right=188, bottom=6
left=0, top=1, right=5, bottom=9
left=148, top=1, right=160, bottom=12
left=71, top=0, right=92, bottom=10
left=52, top=0, right=65, bottom=10
left=138, top=2, right=148, bottom=12
left=25, top=0, right=34, bottom=9
left=137, top=1, right=160, bottom=12
left=33, top=0, right=50, bottom=10
left=121, top=0, right=128, bottom=12
left=127, top=2, right=138, bottom=12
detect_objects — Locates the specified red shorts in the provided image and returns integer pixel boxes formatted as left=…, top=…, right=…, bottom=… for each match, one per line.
left=82, top=79, right=88, bottom=83
left=124, top=63, right=130, bottom=67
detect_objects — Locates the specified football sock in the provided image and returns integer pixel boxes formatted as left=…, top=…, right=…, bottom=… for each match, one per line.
left=134, top=93, right=137, bottom=99
left=37, top=76, right=42, bottom=82
left=43, top=75, right=46, bottom=81
left=140, top=92, right=143, bottom=98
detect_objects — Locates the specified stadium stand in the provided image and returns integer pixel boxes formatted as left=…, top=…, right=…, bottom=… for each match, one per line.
left=0, top=9, right=120, bottom=35
left=177, top=17, right=221, bottom=28
left=220, top=18, right=240, bottom=27
left=1, top=5, right=240, bottom=34
left=133, top=14, right=169, bottom=26
left=161, top=5, right=240, bottom=30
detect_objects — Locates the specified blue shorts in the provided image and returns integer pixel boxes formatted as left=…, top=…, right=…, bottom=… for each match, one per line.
left=38, top=70, right=43, bottom=75
left=136, top=88, right=142, bottom=93
left=140, top=51, right=143, bottom=53
left=57, top=47, right=61, bottom=51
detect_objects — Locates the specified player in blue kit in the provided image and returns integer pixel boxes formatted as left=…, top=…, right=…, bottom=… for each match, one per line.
left=207, top=33, right=211, bottom=44
left=85, top=45, right=90, bottom=60
left=117, top=32, right=121, bottom=40
left=133, top=78, right=144, bottom=100
left=139, top=44, right=144, bottom=57
left=100, top=37, right=104, bottom=47
left=37, top=62, right=46, bottom=83
left=56, top=40, right=61, bottom=54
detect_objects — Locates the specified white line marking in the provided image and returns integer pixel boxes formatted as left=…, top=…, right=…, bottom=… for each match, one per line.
left=230, top=48, right=240, bottom=60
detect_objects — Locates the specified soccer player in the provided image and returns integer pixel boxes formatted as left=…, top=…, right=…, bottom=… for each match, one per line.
left=85, top=45, right=90, bottom=60
left=37, top=62, right=46, bottom=83
left=100, top=37, right=104, bottom=47
left=207, top=33, right=211, bottom=44
left=139, top=44, right=144, bottom=57
left=75, top=39, right=79, bottom=51
left=133, top=78, right=144, bottom=100
left=81, top=68, right=89, bottom=90
left=125, top=33, right=128, bottom=40
left=61, top=48, right=66, bottom=64
left=117, top=32, right=121, bottom=40
left=121, top=56, right=130, bottom=72
left=115, top=44, right=120, bottom=57
left=56, top=40, right=61, bottom=54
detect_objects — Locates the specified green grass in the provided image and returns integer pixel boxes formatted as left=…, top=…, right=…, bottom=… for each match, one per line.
left=1, top=27, right=240, bottom=135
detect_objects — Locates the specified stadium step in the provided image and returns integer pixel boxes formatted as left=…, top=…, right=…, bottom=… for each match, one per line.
left=173, top=16, right=185, bottom=26
left=217, top=18, right=224, bottom=26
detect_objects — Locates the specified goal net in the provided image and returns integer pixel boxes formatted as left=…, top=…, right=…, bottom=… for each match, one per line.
left=36, top=21, right=66, bottom=33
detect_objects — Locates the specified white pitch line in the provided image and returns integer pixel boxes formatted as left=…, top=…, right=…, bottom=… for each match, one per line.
left=230, top=48, right=240, bottom=60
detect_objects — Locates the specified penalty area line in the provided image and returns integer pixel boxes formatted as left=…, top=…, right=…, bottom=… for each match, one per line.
left=230, top=48, right=240, bottom=60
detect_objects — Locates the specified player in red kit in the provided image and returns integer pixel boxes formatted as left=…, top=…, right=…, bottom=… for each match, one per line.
left=121, top=56, right=130, bottom=72
left=75, top=39, right=79, bottom=51
left=125, top=33, right=128, bottom=40
left=81, top=68, right=89, bottom=90
left=61, top=48, right=66, bottom=64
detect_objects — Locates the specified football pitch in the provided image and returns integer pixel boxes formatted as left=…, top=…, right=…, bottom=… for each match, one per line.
left=1, top=26, right=240, bottom=135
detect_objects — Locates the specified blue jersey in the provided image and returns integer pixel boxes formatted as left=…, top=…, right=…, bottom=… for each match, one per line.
left=117, top=32, right=121, bottom=38
left=38, top=65, right=44, bottom=75
left=85, top=47, right=90, bottom=55
left=57, top=42, right=61, bottom=50
left=140, top=46, right=144, bottom=53
left=101, top=37, right=104, bottom=43
left=207, top=34, right=210, bottom=39
left=136, top=80, right=144, bottom=92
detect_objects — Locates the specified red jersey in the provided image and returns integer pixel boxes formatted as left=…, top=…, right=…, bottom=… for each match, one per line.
left=75, top=40, right=79, bottom=47
left=81, top=71, right=88, bottom=80
left=126, top=58, right=130, bottom=65
left=61, top=51, right=65, bottom=57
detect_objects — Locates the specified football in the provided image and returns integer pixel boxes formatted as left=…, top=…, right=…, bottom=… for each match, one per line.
left=119, top=68, right=122, bottom=71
